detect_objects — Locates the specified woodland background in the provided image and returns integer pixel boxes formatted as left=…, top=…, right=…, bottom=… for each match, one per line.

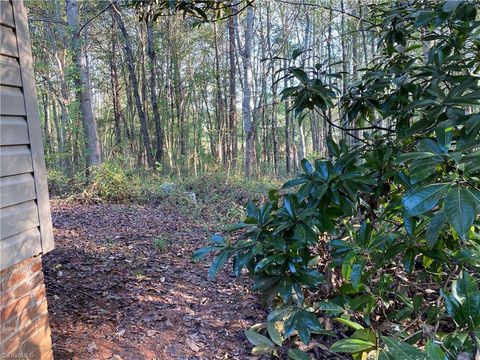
left=22, top=1, right=480, bottom=358
left=26, top=0, right=374, bottom=180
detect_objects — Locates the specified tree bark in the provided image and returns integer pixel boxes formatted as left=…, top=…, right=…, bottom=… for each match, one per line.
left=340, top=0, right=348, bottom=96
left=358, top=0, right=369, bottom=67
left=66, top=0, right=101, bottom=170
left=213, top=21, right=225, bottom=163
left=109, top=16, right=122, bottom=150
left=241, top=5, right=255, bottom=177
left=111, top=3, right=154, bottom=168
left=146, top=18, right=164, bottom=164
left=228, top=7, right=238, bottom=169
left=327, top=7, right=334, bottom=156
left=284, top=58, right=291, bottom=174
left=42, top=92, right=51, bottom=158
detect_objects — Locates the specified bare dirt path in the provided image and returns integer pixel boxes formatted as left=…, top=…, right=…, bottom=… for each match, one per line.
left=43, top=199, right=266, bottom=360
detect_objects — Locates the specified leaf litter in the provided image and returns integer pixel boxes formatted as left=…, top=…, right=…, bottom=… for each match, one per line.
left=43, top=198, right=267, bottom=360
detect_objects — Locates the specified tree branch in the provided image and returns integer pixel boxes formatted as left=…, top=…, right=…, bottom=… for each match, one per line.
left=274, top=0, right=376, bottom=26
left=77, top=0, right=120, bottom=36
left=315, top=108, right=396, bottom=134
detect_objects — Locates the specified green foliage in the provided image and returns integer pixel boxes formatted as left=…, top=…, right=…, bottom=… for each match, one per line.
left=86, top=162, right=133, bottom=202
left=47, top=168, right=74, bottom=195
left=153, top=238, right=169, bottom=251
left=195, top=0, right=480, bottom=358
left=129, top=0, right=254, bottom=23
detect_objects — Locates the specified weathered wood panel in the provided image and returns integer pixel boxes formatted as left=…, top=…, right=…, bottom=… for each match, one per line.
left=0, top=86, right=26, bottom=116
left=13, top=0, right=54, bottom=253
left=0, top=228, right=42, bottom=269
left=0, top=200, right=39, bottom=240
left=0, top=116, right=29, bottom=145
left=0, top=1, right=15, bottom=28
left=0, top=56, right=22, bottom=87
left=0, top=145, right=33, bottom=177
left=0, top=25, right=18, bottom=57
left=0, top=173, right=36, bottom=208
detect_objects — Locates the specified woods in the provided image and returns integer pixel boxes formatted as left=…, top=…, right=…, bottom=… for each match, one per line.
left=17, top=0, right=480, bottom=359
left=28, top=0, right=377, bottom=178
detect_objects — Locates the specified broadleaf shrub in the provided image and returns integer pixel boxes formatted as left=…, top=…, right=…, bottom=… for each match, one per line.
left=195, top=1, right=480, bottom=358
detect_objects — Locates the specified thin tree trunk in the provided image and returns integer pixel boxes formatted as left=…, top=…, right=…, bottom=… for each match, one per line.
left=109, top=17, right=122, bottom=150
left=146, top=18, right=164, bottom=164
left=242, top=5, right=255, bottom=177
left=340, top=0, right=348, bottom=96
left=359, top=0, right=369, bottom=67
left=213, top=22, right=224, bottom=163
left=111, top=3, right=154, bottom=168
left=42, top=92, right=51, bottom=158
left=284, top=57, right=291, bottom=174
left=228, top=7, right=238, bottom=169
left=327, top=8, right=334, bottom=154
left=66, top=0, right=101, bottom=170
left=298, top=10, right=310, bottom=161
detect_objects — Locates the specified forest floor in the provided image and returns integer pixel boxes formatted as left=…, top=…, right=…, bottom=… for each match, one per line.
left=42, top=174, right=348, bottom=360
left=42, top=193, right=268, bottom=360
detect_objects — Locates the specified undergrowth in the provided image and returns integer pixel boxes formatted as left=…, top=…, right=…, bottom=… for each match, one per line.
left=48, top=162, right=278, bottom=225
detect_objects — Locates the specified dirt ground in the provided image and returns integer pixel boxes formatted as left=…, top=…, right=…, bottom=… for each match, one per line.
left=43, top=199, right=267, bottom=360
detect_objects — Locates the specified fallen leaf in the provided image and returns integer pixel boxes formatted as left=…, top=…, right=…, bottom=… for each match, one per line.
left=187, top=338, right=202, bottom=352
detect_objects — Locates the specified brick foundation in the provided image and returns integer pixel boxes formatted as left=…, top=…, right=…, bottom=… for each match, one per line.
left=1, top=256, right=53, bottom=360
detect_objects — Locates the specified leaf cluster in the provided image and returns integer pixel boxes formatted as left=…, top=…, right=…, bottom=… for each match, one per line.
left=194, top=1, right=480, bottom=358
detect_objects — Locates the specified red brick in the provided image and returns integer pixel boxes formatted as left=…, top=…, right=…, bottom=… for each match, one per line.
left=8, top=282, right=31, bottom=303
left=21, top=326, right=53, bottom=360
left=33, top=313, right=51, bottom=334
left=0, top=259, right=31, bottom=291
left=1, top=255, right=53, bottom=360
left=1, top=271, right=43, bottom=311
left=0, top=257, right=29, bottom=278
left=30, top=258, right=42, bottom=273
left=0, top=295, right=32, bottom=322
left=4, top=270, right=28, bottom=291
left=19, top=299, right=48, bottom=330
left=31, top=283, right=46, bottom=303
left=1, top=328, right=21, bottom=355
left=0, top=316, right=18, bottom=340
left=0, top=289, right=14, bottom=307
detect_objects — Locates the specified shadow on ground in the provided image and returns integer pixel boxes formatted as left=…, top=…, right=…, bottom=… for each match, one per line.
left=42, top=199, right=266, bottom=360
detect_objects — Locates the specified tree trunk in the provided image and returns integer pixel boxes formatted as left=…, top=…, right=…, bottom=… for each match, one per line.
left=42, top=92, right=51, bottom=158
left=266, top=3, right=278, bottom=176
left=298, top=9, right=309, bottom=161
left=242, top=6, right=255, bottom=177
left=327, top=8, right=334, bottom=155
left=109, top=17, right=122, bottom=150
left=146, top=18, right=164, bottom=164
left=359, top=0, right=369, bottom=67
left=111, top=3, right=154, bottom=168
left=228, top=8, right=238, bottom=169
left=213, top=21, right=224, bottom=163
left=66, top=0, right=101, bottom=170
left=340, top=0, right=348, bottom=96
left=284, top=58, right=291, bottom=174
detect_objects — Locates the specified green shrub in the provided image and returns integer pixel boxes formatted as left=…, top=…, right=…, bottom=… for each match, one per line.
left=86, top=162, right=134, bottom=201
left=195, top=1, right=480, bottom=358
left=47, top=168, right=71, bottom=195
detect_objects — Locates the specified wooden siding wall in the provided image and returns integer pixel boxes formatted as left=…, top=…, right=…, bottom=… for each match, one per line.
left=0, top=0, right=54, bottom=270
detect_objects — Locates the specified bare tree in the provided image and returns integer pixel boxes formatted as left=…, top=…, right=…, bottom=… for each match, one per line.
left=228, top=4, right=238, bottom=169
left=111, top=2, right=154, bottom=168
left=241, top=5, right=255, bottom=177
left=66, top=0, right=101, bottom=170
left=146, top=16, right=164, bottom=164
